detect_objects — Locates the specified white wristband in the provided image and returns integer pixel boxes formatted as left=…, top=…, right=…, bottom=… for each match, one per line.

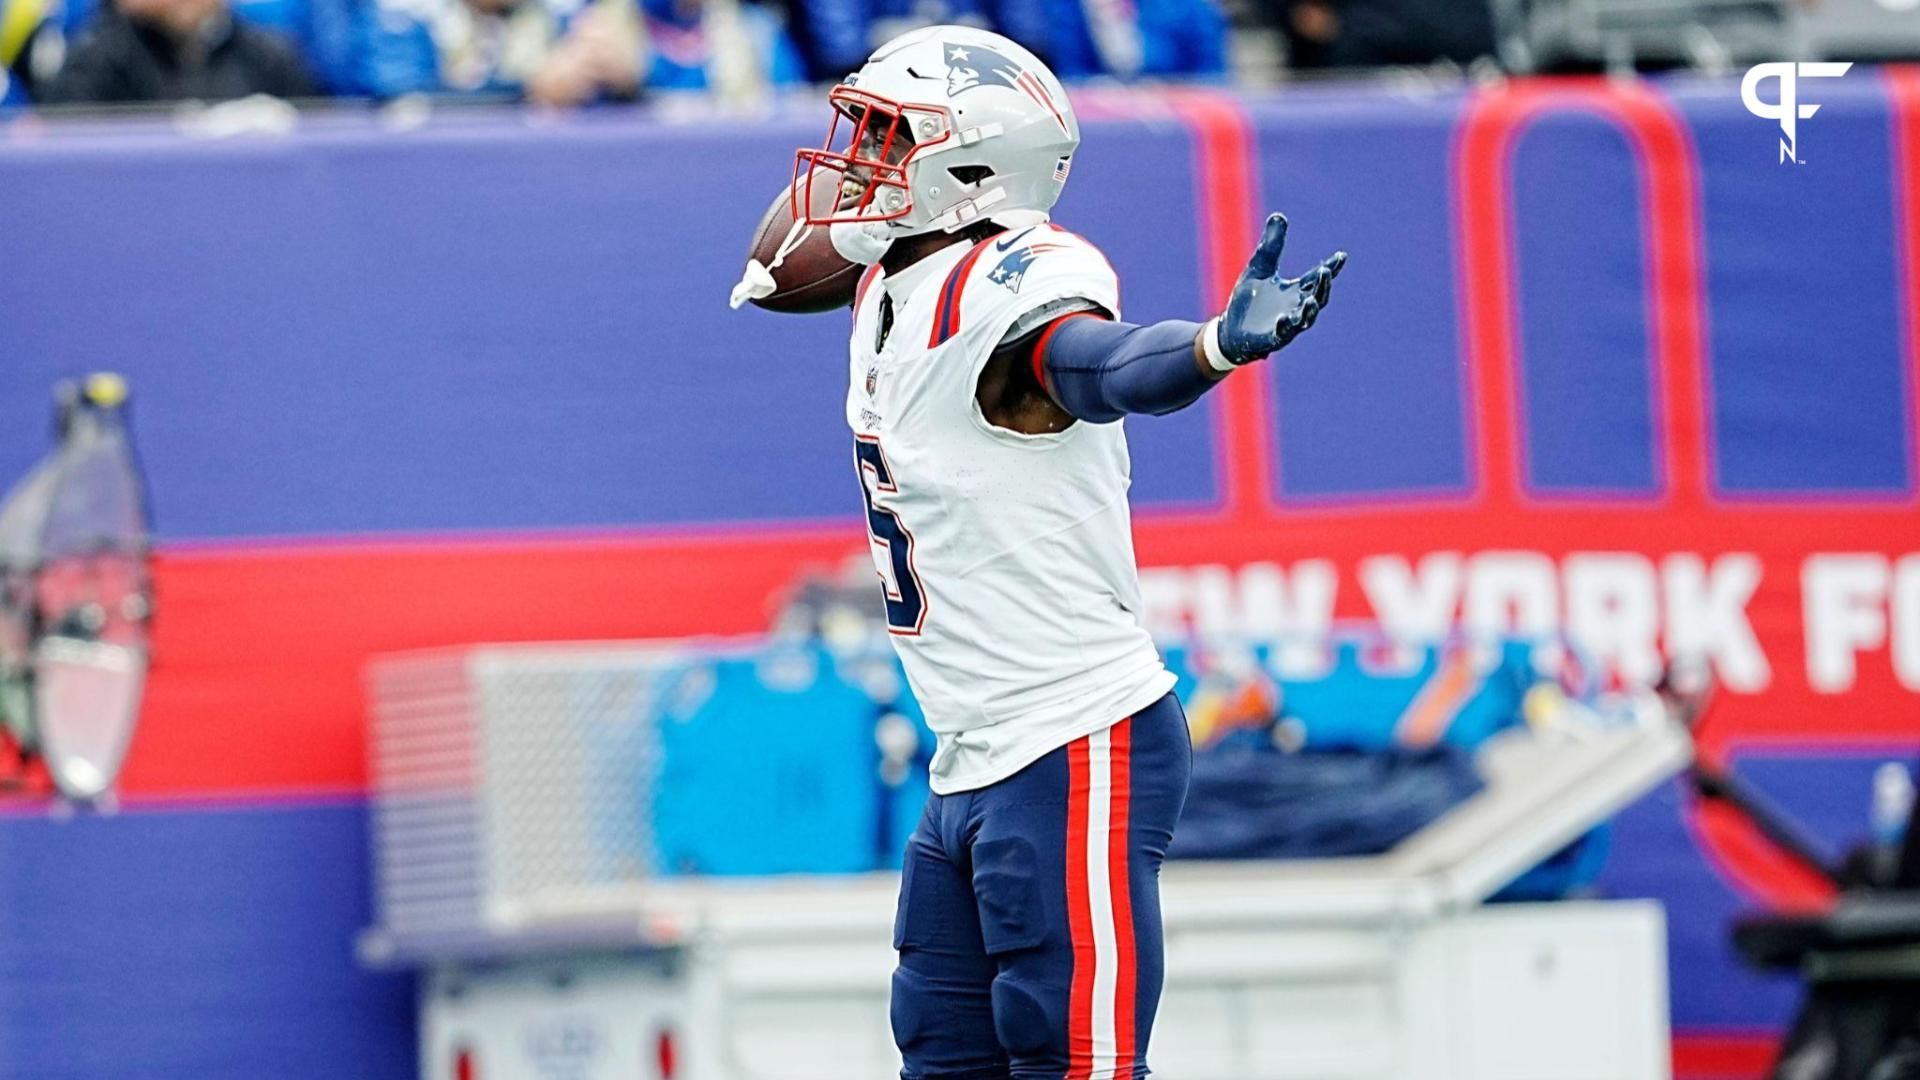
left=1201, top=317, right=1236, bottom=374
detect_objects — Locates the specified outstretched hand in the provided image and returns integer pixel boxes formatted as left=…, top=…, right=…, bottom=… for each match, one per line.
left=1215, top=213, right=1347, bottom=364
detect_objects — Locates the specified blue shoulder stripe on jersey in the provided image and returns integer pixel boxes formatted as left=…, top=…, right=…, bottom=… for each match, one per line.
left=928, top=234, right=1001, bottom=347
left=928, top=256, right=967, bottom=346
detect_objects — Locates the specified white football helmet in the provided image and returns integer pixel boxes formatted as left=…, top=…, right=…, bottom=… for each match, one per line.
left=793, top=25, right=1080, bottom=247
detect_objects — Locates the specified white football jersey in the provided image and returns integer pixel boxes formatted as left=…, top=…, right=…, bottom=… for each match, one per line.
left=845, top=224, right=1177, bottom=794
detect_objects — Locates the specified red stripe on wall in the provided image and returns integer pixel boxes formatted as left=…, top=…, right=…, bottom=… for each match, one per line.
left=1688, top=794, right=1839, bottom=914
left=1454, top=87, right=1528, bottom=511
left=1887, top=65, right=1920, bottom=492
left=1672, top=1030, right=1779, bottom=1079
left=1164, top=88, right=1269, bottom=521
left=1455, top=79, right=1710, bottom=510
left=1611, top=81, right=1711, bottom=511
left=118, top=527, right=861, bottom=798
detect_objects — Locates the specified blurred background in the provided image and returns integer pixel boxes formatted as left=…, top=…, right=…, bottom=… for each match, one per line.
left=3, top=0, right=1920, bottom=1078
left=4, top=0, right=1920, bottom=108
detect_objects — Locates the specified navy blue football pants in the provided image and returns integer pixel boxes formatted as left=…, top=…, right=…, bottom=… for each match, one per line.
left=891, top=693, right=1192, bottom=1080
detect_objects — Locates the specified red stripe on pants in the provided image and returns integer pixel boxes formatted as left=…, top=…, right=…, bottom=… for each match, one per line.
left=1108, top=719, right=1137, bottom=1078
left=1065, top=736, right=1094, bottom=1080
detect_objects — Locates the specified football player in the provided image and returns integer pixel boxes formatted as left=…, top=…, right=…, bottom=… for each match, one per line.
left=796, top=25, right=1344, bottom=1080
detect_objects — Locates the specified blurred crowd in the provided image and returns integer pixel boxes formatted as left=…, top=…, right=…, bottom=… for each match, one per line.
left=0, top=0, right=1512, bottom=111
left=0, top=0, right=1220, bottom=108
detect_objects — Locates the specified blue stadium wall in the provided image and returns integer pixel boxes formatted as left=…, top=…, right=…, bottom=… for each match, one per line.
left=4, top=71, right=1920, bottom=1079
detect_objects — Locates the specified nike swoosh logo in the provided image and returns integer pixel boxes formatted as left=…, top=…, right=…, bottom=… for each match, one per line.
left=995, top=227, right=1038, bottom=251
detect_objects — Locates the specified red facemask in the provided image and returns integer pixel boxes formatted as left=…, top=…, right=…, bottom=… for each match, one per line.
left=793, top=86, right=953, bottom=226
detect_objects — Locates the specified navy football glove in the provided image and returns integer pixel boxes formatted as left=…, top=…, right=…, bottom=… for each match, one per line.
left=1208, top=213, right=1347, bottom=367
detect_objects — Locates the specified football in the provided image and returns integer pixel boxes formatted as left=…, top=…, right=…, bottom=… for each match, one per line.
left=734, top=176, right=863, bottom=314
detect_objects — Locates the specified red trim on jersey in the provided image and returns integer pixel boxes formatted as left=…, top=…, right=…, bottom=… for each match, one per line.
left=1027, top=311, right=1108, bottom=396
left=1065, top=736, right=1095, bottom=1080
left=1107, top=718, right=1139, bottom=1077
left=928, top=235, right=1001, bottom=347
left=852, top=264, right=883, bottom=316
left=1046, top=223, right=1122, bottom=310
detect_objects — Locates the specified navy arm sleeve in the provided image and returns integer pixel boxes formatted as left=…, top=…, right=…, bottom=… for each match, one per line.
left=1033, top=313, right=1216, bottom=423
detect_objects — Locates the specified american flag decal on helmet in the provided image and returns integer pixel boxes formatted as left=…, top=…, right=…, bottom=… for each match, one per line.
left=1054, top=156, right=1072, bottom=182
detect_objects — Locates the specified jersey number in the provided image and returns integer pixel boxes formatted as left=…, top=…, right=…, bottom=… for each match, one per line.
left=854, top=437, right=926, bottom=635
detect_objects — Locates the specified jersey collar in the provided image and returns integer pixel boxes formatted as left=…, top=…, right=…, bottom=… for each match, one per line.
left=882, top=240, right=972, bottom=307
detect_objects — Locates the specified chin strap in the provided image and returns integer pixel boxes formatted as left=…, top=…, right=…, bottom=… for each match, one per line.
left=728, top=261, right=778, bottom=310
left=729, top=215, right=820, bottom=309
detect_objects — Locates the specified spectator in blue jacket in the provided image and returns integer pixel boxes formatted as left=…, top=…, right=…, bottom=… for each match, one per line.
left=361, top=0, right=798, bottom=102
left=781, top=0, right=1222, bottom=84
left=633, top=0, right=803, bottom=94
left=230, top=0, right=358, bottom=91
left=1034, top=0, right=1225, bottom=78
left=360, top=0, right=643, bottom=104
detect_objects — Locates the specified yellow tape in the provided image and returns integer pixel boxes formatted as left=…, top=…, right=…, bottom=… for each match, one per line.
left=0, top=0, right=45, bottom=70
left=84, top=372, right=129, bottom=407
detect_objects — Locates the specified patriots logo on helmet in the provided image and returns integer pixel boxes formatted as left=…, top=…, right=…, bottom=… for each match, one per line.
left=943, top=43, right=1023, bottom=97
